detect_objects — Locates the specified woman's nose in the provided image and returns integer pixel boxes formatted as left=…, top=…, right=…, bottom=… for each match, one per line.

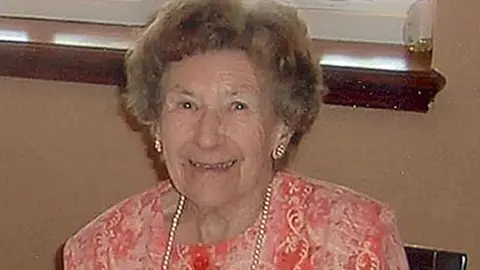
left=194, top=109, right=223, bottom=149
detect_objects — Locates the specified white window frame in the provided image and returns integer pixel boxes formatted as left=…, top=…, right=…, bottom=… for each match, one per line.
left=0, top=0, right=432, bottom=45
left=292, top=0, right=434, bottom=44
left=295, top=0, right=415, bottom=44
left=0, top=0, right=164, bottom=26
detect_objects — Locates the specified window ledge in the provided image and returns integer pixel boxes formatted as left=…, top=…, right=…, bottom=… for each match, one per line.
left=0, top=17, right=446, bottom=113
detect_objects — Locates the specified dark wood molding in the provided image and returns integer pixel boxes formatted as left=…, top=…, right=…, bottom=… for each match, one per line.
left=0, top=17, right=446, bottom=113
left=0, top=41, right=126, bottom=85
left=322, top=65, right=446, bottom=113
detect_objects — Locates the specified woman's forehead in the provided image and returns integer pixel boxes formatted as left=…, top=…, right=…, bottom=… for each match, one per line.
left=167, top=50, right=265, bottom=94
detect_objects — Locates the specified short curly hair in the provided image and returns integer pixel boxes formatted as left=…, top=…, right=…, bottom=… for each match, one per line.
left=123, top=0, right=324, bottom=152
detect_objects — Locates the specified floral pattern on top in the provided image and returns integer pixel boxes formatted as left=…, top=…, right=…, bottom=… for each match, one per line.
left=64, top=171, right=409, bottom=270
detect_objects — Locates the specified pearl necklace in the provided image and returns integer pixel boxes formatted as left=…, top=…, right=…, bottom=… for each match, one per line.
left=161, top=184, right=273, bottom=270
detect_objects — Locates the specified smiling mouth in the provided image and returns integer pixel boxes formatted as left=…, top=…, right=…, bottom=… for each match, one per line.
left=188, top=159, right=237, bottom=170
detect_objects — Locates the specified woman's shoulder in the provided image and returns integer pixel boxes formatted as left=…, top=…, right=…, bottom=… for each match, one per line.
left=72, top=181, right=171, bottom=233
left=277, top=170, right=396, bottom=220
left=63, top=181, right=172, bottom=268
left=276, top=170, right=409, bottom=269
left=69, top=180, right=173, bottom=237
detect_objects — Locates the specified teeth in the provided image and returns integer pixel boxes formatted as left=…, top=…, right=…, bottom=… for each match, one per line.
left=190, top=160, right=235, bottom=170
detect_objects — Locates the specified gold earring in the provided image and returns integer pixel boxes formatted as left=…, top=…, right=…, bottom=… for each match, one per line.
left=272, top=144, right=286, bottom=160
left=154, top=139, right=162, bottom=153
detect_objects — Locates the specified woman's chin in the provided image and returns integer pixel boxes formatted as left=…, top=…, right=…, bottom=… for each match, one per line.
left=180, top=162, right=242, bottom=206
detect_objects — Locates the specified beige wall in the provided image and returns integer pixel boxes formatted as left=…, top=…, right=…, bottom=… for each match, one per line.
left=1, top=0, right=478, bottom=269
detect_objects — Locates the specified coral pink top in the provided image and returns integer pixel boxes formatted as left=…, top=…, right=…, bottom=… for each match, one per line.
left=64, top=171, right=409, bottom=269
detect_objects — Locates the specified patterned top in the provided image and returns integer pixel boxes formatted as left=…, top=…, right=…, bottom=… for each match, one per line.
left=64, top=171, right=409, bottom=270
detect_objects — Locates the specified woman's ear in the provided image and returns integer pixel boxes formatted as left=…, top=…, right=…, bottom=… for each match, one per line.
left=271, top=122, right=293, bottom=161
left=149, top=123, right=163, bottom=148
left=151, top=123, right=163, bottom=154
left=275, top=122, right=294, bottom=147
left=150, top=122, right=161, bottom=138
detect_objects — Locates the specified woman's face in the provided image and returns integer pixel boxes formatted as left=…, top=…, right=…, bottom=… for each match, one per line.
left=159, top=50, right=289, bottom=207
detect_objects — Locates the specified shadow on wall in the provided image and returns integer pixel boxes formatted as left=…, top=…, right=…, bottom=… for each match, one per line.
left=117, top=86, right=170, bottom=182
left=55, top=244, right=64, bottom=270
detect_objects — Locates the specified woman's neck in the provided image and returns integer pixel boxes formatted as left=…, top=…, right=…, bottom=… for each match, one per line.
left=175, top=179, right=272, bottom=245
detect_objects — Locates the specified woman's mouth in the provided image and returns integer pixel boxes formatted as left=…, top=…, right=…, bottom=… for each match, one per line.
left=188, top=159, right=237, bottom=170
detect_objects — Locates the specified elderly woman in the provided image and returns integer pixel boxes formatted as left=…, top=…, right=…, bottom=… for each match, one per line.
left=64, top=0, right=409, bottom=269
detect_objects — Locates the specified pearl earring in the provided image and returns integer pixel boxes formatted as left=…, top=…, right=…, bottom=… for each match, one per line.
left=272, top=144, right=286, bottom=160
left=154, top=139, right=162, bottom=153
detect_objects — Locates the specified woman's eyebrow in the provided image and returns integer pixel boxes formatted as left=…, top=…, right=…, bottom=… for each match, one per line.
left=225, top=84, right=259, bottom=96
left=169, top=84, right=195, bottom=97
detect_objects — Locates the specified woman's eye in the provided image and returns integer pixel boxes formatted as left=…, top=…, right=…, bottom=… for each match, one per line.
left=179, top=101, right=194, bottom=110
left=232, top=101, right=247, bottom=111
